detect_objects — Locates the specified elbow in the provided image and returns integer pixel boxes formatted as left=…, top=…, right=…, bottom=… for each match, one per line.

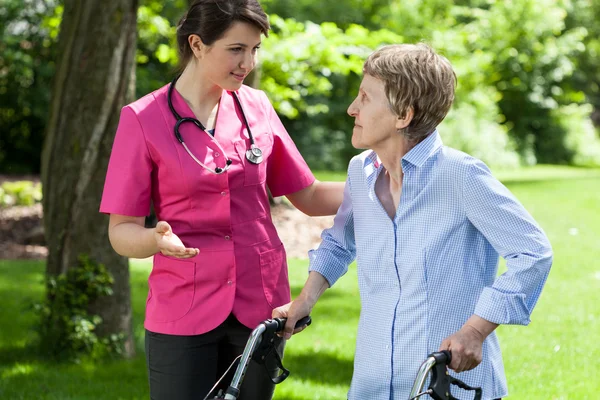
left=107, top=226, right=123, bottom=256
left=107, top=224, right=130, bottom=257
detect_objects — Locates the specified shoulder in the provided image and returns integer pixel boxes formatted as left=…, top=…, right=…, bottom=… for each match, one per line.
left=436, top=146, right=490, bottom=179
left=123, top=84, right=169, bottom=118
left=235, top=85, right=270, bottom=105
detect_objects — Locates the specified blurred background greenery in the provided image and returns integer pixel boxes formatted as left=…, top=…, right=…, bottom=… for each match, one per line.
left=1, top=0, right=600, bottom=174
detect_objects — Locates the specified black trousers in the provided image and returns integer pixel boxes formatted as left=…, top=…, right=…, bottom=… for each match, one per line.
left=145, top=314, right=284, bottom=400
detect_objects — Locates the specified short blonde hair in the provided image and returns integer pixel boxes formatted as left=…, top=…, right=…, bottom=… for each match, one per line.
left=363, top=43, right=456, bottom=141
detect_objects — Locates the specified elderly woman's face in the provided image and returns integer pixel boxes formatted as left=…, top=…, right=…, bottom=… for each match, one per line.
left=347, top=74, right=403, bottom=150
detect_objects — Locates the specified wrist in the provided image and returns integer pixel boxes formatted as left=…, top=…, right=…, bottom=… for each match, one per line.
left=147, top=226, right=160, bottom=255
left=465, top=315, right=498, bottom=339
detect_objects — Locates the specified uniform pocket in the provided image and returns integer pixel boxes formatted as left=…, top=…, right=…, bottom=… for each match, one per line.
left=146, top=254, right=196, bottom=322
left=259, top=244, right=290, bottom=308
left=234, top=133, right=273, bottom=186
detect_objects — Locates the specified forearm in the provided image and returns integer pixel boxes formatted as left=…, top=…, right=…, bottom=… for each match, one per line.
left=108, top=222, right=158, bottom=259
left=297, top=271, right=330, bottom=309
left=309, top=180, right=345, bottom=216
left=286, top=180, right=345, bottom=217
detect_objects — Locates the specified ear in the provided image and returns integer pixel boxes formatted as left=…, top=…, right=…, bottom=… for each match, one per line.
left=188, top=34, right=206, bottom=59
left=396, top=107, right=414, bottom=130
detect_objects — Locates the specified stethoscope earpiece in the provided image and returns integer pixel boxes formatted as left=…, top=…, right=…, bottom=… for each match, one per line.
left=167, top=75, right=263, bottom=175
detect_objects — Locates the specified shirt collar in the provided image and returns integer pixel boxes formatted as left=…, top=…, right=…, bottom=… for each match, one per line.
left=402, top=130, right=443, bottom=169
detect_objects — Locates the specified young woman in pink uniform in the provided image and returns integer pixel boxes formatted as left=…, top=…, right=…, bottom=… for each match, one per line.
left=100, top=0, right=343, bottom=398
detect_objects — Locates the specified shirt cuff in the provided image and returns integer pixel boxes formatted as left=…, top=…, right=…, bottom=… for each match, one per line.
left=308, top=247, right=349, bottom=287
left=474, top=287, right=532, bottom=326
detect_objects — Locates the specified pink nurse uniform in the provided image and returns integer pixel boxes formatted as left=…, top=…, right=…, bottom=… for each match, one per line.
left=100, top=84, right=315, bottom=335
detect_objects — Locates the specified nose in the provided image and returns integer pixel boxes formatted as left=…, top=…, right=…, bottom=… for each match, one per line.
left=240, top=50, right=256, bottom=71
left=347, top=97, right=358, bottom=117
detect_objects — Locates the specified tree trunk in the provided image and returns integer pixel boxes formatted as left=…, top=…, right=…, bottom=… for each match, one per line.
left=41, top=0, right=138, bottom=358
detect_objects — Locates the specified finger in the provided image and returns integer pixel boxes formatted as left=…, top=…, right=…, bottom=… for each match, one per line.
left=438, top=338, right=451, bottom=352
left=183, top=247, right=199, bottom=256
left=283, top=317, right=298, bottom=340
left=173, top=252, right=197, bottom=259
left=448, top=348, right=462, bottom=371
left=161, top=246, right=186, bottom=256
left=156, top=221, right=171, bottom=235
left=292, top=325, right=307, bottom=335
left=456, top=351, right=472, bottom=373
left=465, top=355, right=481, bottom=372
left=272, top=307, right=288, bottom=319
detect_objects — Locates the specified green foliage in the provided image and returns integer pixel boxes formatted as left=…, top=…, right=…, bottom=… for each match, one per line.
left=33, top=254, right=123, bottom=362
left=2, top=0, right=600, bottom=173
left=261, top=0, right=391, bottom=29
left=566, top=0, right=600, bottom=124
left=0, top=0, right=61, bottom=173
left=260, top=16, right=406, bottom=170
left=136, top=0, right=187, bottom=97
left=0, top=180, right=43, bottom=207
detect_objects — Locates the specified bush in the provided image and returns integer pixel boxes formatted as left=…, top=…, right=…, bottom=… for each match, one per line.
left=33, top=254, right=124, bottom=362
left=0, top=180, right=43, bottom=207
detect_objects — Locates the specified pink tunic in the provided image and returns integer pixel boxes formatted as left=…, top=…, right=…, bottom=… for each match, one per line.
left=100, top=84, right=314, bottom=335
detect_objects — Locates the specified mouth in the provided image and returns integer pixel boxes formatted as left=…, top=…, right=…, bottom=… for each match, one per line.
left=231, top=72, right=246, bottom=82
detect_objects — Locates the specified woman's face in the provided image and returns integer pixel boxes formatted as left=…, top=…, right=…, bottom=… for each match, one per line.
left=194, top=21, right=262, bottom=91
left=347, top=74, right=406, bottom=150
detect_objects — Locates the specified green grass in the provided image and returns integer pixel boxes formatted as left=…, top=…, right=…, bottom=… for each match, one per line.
left=1, top=165, right=600, bottom=399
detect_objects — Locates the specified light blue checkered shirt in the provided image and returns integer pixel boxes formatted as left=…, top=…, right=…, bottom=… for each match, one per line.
left=308, top=131, right=553, bottom=400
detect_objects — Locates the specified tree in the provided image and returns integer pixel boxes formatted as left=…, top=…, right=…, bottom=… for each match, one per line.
left=40, top=0, right=139, bottom=358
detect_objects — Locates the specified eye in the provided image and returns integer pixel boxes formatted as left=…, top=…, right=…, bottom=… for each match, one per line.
left=229, top=47, right=243, bottom=53
left=252, top=46, right=260, bottom=54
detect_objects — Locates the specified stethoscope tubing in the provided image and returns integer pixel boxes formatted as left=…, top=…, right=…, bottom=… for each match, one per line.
left=167, top=75, right=261, bottom=174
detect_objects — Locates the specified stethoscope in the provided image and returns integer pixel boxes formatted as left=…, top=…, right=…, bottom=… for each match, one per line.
left=167, top=75, right=263, bottom=174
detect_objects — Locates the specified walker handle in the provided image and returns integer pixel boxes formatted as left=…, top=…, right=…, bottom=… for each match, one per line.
left=273, top=315, right=312, bottom=331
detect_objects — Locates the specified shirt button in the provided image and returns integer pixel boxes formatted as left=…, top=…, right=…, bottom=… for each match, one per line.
left=214, top=152, right=220, bottom=157
left=227, top=280, right=233, bottom=286
left=221, top=191, right=227, bottom=196
left=225, top=235, right=231, bottom=240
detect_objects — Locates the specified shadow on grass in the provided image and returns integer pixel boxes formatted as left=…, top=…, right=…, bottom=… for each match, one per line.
left=283, top=348, right=354, bottom=387
left=0, top=343, right=42, bottom=365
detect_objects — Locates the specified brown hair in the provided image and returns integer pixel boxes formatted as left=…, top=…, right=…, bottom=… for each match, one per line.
left=176, top=0, right=270, bottom=71
left=363, top=43, right=456, bottom=141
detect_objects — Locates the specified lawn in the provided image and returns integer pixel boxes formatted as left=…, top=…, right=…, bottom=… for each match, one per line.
left=0, top=165, right=599, bottom=399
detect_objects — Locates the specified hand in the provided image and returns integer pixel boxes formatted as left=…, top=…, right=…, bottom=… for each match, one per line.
left=154, top=221, right=199, bottom=258
left=438, top=324, right=485, bottom=373
left=272, top=299, right=312, bottom=340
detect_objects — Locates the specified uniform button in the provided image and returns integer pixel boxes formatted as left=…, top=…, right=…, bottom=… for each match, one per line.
left=225, top=235, right=231, bottom=240
left=221, top=191, right=227, bottom=196
left=214, top=152, right=220, bottom=157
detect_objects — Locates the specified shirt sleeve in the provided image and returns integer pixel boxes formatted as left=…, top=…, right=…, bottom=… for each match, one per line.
left=99, top=105, right=153, bottom=217
left=464, top=160, right=553, bottom=325
left=308, top=175, right=356, bottom=286
left=261, top=92, right=315, bottom=197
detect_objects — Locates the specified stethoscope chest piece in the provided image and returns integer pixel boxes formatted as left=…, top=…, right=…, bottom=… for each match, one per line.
left=245, top=145, right=263, bottom=164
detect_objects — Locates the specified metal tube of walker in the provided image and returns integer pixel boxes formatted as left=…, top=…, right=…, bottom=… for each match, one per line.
left=223, top=324, right=267, bottom=400
left=408, top=355, right=437, bottom=399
